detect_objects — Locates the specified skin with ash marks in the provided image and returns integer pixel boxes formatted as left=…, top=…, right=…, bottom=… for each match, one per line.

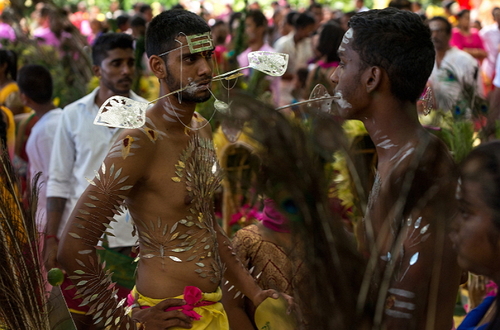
left=57, top=21, right=278, bottom=328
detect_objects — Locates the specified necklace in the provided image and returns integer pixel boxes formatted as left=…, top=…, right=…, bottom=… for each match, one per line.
left=166, top=96, right=217, bottom=132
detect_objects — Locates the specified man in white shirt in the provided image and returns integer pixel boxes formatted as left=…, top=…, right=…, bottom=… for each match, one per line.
left=274, top=12, right=315, bottom=106
left=428, top=16, right=483, bottom=118
left=237, top=9, right=280, bottom=106
left=485, top=52, right=500, bottom=130
left=45, top=32, right=146, bottom=329
left=479, top=7, right=500, bottom=90
left=18, top=64, right=62, bottom=235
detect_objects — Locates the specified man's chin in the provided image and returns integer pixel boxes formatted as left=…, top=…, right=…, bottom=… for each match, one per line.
left=183, top=91, right=211, bottom=103
left=113, top=86, right=132, bottom=95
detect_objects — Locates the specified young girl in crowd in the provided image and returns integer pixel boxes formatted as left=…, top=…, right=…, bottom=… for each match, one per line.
left=452, top=141, right=500, bottom=329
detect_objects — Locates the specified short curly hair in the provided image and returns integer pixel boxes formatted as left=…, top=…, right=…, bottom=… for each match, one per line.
left=349, top=8, right=435, bottom=103
left=145, top=9, right=211, bottom=60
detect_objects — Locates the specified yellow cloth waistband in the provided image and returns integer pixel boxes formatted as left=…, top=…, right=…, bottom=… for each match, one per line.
left=131, top=286, right=222, bottom=306
left=130, top=286, right=228, bottom=330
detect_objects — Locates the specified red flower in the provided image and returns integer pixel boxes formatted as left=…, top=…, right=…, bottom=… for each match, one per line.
left=183, top=286, right=203, bottom=305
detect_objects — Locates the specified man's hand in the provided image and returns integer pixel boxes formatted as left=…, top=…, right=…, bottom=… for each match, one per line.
left=43, top=236, right=60, bottom=271
left=132, top=298, right=193, bottom=329
left=251, top=289, right=295, bottom=314
left=251, top=288, right=278, bottom=307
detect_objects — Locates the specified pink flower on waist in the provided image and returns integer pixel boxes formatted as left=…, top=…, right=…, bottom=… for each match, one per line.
left=183, top=286, right=203, bottom=305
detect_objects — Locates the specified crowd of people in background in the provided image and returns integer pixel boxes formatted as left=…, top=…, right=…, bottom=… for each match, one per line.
left=0, top=0, right=496, bottom=115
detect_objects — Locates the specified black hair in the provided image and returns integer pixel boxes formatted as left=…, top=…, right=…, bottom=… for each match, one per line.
left=40, top=5, right=52, bottom=18
left=428, top=16, right=452, bottom=35
left=116, top=14, right=130, bottom=28
left=492, top=7, right=500, bottom=16
left=228, top=11, right=242, bottom=35
left=294, top=12, right=316, bottom=29
left=456, top=9, right=470, bottom=18
left=387, top=0, right=412, bottom=10
left=139, top=4, right=152, bottom=14
left=349, top=8, right=435, bottom=103
left=92, top=33, right=134, bottom=66
left=308, top=2, right=323, bottom=11
left=0, top=9, right=14, bottom=24
left=317, top=21, right=343, bottom=63
left=0, top=49, right=17, bottom=81
left=171, top=4, right=185, bottom=10
left=145, top=9, right=210, bottom=59
left=17, top=64, right=53, bottom=104
left=130, top=15, right=146, bottom=28
left=285, top=11, right=299, bottom=26
left=211, top=20, right=228, bottom=45
left=246, top=9, right=268, bottom=28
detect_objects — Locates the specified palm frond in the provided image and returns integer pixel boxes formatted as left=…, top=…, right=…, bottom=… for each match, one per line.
left=0, top=146, right=49, bottom=329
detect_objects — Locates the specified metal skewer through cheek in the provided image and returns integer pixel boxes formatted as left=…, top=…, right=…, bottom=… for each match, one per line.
left=275, top=95, right=341, bottom=111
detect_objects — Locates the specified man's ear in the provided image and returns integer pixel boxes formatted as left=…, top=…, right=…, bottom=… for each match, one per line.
left=92, top=65, right=101, bottom=78
left=149, top=55, right=167, bottom=79
left=19, top=92, right=29, bottom=107
left=365, top=66, right=383, bottom=94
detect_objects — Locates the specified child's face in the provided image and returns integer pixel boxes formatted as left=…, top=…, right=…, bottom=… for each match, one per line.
left=450, top=166, right=500, bottom=278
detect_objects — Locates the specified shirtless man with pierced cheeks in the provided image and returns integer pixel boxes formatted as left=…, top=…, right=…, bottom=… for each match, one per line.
left=330, top=8, right=462, bottom=330
left=58, top=10, right=278, bottom=330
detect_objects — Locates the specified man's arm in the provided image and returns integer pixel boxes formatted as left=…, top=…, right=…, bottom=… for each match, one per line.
left=215, top=223, right=279, bottom=308
left=379, top=208, right=461, bottom=330
left=221, top=285, right=256, bottom=330
left=57, top=132, right=150, bottom=329
left=44, top=197, right=66, bottom=270
left=221, top=228, right=259, bottom=330
left=376, top=152, right=461, bottom=330
left=44, top=110, right=74, bottom=269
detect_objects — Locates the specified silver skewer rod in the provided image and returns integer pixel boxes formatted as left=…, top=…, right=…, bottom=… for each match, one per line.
left=275, top=96, right=338, bottom=111
left=212, top=66, right=251, bottom=81
left=146, top=84, right=193, bottom=104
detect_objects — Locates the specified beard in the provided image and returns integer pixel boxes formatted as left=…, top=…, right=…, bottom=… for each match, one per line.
left=165, top=66, right=211, bottom=103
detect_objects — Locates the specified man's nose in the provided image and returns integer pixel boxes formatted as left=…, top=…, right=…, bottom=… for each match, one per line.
left=198, top=57, right=212, bottom=77
left=122, top=63, right=133, bottom=75
left=330, top=67, right=339, bottom=85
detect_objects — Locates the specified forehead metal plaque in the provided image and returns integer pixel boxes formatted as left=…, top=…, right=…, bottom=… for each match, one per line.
left=186, top=32, right=213, bottom=54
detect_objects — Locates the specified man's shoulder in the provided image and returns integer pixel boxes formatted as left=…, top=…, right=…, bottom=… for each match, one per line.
left=419, top=133, right=456, bottom=175
left=446, top=47, right=477, bottom=66
left=479, top=23, right=499, bottom=36
left=35, top=108, right=63, bottom=129
left=273, top=33, right=292, bottom=50
left=63, top=89, right=98, bottom=114
left=130, top=90, right=148, bottom=103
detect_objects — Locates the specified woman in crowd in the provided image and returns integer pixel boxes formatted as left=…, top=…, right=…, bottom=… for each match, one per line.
left=0, top=50, right=22, bottom=160
left=451, top=9, right=487, bottom=62
left=452, top=141, right=500, bottom=329
left=304, top=21, right=344, bottom=97
left=0, top=50, right=26, bottom=116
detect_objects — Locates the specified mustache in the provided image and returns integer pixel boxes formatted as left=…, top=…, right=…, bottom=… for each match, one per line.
left=118, top=77, right=133, bottom=84
left=191, top=76, right=212, bottom=86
